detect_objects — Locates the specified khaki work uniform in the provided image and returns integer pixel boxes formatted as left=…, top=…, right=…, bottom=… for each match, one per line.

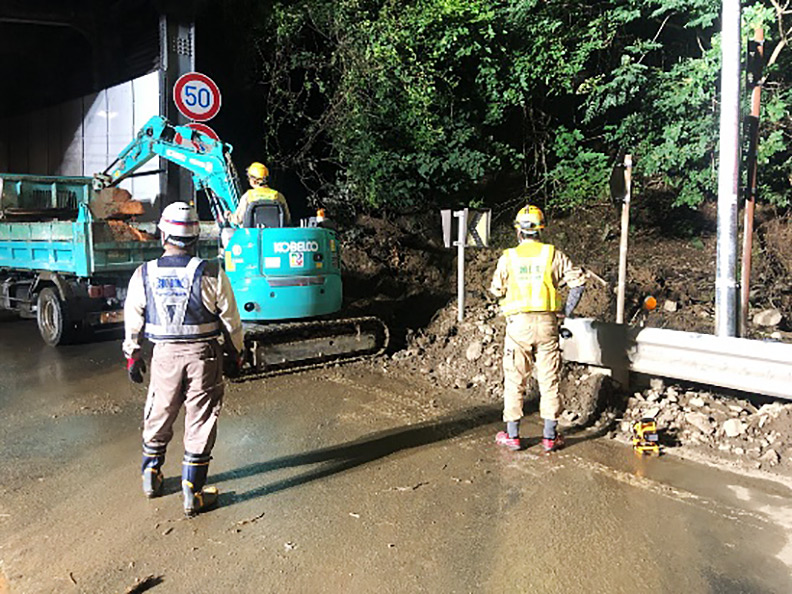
left=228, top=186, right=291, bottom=227
left=123, top=255, right=243, bottom=455
left=489, top=239, right=585, bottom=423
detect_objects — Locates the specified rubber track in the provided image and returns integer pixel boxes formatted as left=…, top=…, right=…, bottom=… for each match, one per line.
left=231, top=315, right=389, bottom=382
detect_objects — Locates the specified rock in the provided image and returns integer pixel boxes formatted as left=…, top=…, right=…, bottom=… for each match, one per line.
left=760, top=449, right=780, bottom=465
left=722, top=418, right=745, bottom=438
left=663, top=300, right=678, bottom=312
left=666, top=386, right=679, bottom=401
left=753, top=308, right=783, bottom=327
left=689, top=397, right=706, bottom=408
left=644, top=407, right=660, bottom=419
left=646, top=392, right=660, bottom=403
left=465, top=341, right=483, bottom=362
left=657, top=409, right=676, bottom=427
left=685, top=412, right=715, bottom=434
left=758, top=403, right=783, bottom=417
left=471, top=374, right=487, bottom=385
left=561, top=410, right=579, bottom=423
left=649, top=378, right=664, bottom=392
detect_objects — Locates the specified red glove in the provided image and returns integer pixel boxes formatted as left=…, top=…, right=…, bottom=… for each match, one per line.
left=127, top=357, right=146, bottom=384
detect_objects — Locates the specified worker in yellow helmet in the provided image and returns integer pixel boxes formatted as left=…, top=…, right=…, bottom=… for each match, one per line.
left=226, top=162, right=291, bottom=226
left=489, top=205, right=586, bottom=453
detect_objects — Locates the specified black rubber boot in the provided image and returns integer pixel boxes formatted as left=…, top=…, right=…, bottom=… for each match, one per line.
left=141, top=442, right=165, bottom=498
left=182, top=452, right=218, bottom=517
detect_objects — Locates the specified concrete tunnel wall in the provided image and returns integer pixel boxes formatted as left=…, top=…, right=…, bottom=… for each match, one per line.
left=0, top=71, right=162, bottom=203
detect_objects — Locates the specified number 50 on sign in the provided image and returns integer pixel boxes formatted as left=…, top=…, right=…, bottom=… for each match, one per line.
left=173, top=72, right=222, bottom=122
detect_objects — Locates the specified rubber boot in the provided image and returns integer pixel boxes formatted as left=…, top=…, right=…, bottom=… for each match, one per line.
left=182, top=452, right=218, bottom=517
left=141, top=442, right=165, bottom=498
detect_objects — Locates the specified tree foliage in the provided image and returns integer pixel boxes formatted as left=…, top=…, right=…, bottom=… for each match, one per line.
left=229, top=0, right=792, bottom=214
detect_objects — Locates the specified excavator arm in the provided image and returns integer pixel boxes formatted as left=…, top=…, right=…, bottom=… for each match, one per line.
left=93, top=116, right=242, bottom=227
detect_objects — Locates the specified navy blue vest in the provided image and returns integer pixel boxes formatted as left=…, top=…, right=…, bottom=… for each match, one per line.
left=142, top=255, right=221, bottom=341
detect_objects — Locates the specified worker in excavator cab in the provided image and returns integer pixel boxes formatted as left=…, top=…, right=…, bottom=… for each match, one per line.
left=226, top=161, right=291, bottom=227
left=489, top=205, right=586, bottom=453
left=123, top=202, right=244, bottom=517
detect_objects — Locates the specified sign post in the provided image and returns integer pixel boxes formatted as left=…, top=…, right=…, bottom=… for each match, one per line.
left=610, top=154, right=633, bottom=324
left=456, top=208, right=468, bottom=322
left=440, top=208, right=490, bottom=322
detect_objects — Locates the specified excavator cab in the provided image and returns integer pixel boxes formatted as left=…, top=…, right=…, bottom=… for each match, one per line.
left=243, top=201, right=285, bottom=229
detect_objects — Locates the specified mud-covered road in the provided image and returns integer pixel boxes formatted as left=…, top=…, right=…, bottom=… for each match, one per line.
left=1, top=319, right=792, bottom=593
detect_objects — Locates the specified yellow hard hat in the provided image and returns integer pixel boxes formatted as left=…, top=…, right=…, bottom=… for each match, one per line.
left=247, top=162, right=269, bottom=179
left=514, top=205, right=545, bottom=231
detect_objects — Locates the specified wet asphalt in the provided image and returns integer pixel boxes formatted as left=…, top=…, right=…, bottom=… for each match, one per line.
left=1, top=317, right=791, bottom=594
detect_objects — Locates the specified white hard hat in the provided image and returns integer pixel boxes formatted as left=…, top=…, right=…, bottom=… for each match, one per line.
left=158, top=201, right=200, bottom=246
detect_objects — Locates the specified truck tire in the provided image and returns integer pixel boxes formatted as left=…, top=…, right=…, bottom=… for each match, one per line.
left=37, top=287, right=77, bottom=346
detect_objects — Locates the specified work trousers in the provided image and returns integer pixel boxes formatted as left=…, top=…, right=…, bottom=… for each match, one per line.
left=501, top=312, right=562, bottom=423
left=142, top=340, right=224, bottom=456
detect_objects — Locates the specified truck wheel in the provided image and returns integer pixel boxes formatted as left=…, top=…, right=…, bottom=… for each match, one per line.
left=37, top=287, right=76, bottom=346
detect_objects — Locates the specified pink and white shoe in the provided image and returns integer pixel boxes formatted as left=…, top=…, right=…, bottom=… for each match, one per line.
left=495, top=431, right=522, bottom=451
left=542, top=433, right=565, bottom=453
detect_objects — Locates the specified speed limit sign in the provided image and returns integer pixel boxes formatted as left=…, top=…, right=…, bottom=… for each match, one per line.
left=173, top=72, right=222, bottom=122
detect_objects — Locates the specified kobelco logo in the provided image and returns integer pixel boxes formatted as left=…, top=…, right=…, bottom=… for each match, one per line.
left=273, top=241, right=320, bottom=253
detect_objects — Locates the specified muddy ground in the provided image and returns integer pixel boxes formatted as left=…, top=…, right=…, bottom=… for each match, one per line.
left=2, top=323, right=792, bottom=593
left=337, top=200, right=792, bottom=482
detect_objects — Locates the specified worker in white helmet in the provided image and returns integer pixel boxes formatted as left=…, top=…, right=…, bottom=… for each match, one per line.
left=490, top=205, right=586, bottom=453
left=226, top=161, right=291, bottom=227
left=123, top=201, right=244, bottom=517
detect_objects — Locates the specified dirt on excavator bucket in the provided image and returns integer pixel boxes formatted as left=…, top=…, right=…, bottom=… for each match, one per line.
left=89, top=187, right=144, bottom=220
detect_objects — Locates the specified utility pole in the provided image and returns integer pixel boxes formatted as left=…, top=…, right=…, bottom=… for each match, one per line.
left=715, top=0, right=741, bottom=337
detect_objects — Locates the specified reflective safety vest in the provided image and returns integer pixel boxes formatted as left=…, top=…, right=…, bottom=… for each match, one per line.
left=245, top=187, right=281, bottom=204
left=142, top=256, right=220, bottom=341
left=499, top=241, right=559, bottom=315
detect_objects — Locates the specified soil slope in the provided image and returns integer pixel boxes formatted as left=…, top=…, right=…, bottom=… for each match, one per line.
left=338, top=202, right=792, bottom=481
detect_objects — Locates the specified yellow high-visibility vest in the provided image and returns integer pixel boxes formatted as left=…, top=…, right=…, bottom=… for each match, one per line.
left=246, top=187, right=281, bottom=203
left=499, top=241, right=559, bottom=315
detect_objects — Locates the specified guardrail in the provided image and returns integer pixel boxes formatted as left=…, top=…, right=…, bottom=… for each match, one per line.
left=560, top=318, right=792, bottom=399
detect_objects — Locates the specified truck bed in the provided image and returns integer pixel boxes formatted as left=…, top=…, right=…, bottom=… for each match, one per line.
left=0, top=220, right=218, bottom=276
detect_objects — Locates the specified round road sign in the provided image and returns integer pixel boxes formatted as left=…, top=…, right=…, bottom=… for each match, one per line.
left=173, top=72, right=222, bottom=122
left=174, top=123, right=221, bottom=148
left=186, top=123, right=220, bottom=140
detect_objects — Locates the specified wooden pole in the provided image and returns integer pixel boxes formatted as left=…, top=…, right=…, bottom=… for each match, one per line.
left=740, top=26, right=764, bottom=335
left=616, top=155, right=632, bottom=324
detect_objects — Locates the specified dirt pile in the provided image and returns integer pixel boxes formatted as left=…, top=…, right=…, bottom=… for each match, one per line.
left=617, top=379, right=792, bottom=476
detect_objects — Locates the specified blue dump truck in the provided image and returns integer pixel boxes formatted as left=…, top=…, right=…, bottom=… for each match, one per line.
left=0, top=173, right=217, bottom=345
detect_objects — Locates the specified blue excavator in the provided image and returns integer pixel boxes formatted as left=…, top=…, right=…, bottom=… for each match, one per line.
left=94, top=115, right=388, bottom=374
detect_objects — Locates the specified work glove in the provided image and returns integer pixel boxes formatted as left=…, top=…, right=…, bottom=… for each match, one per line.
left=223, top=350, right=245, bottom=378
left=127, top=357, right=147, bottom=384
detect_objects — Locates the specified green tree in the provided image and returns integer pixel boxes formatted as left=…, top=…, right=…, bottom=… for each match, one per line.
left=231, top=0, right=792, bottom=213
